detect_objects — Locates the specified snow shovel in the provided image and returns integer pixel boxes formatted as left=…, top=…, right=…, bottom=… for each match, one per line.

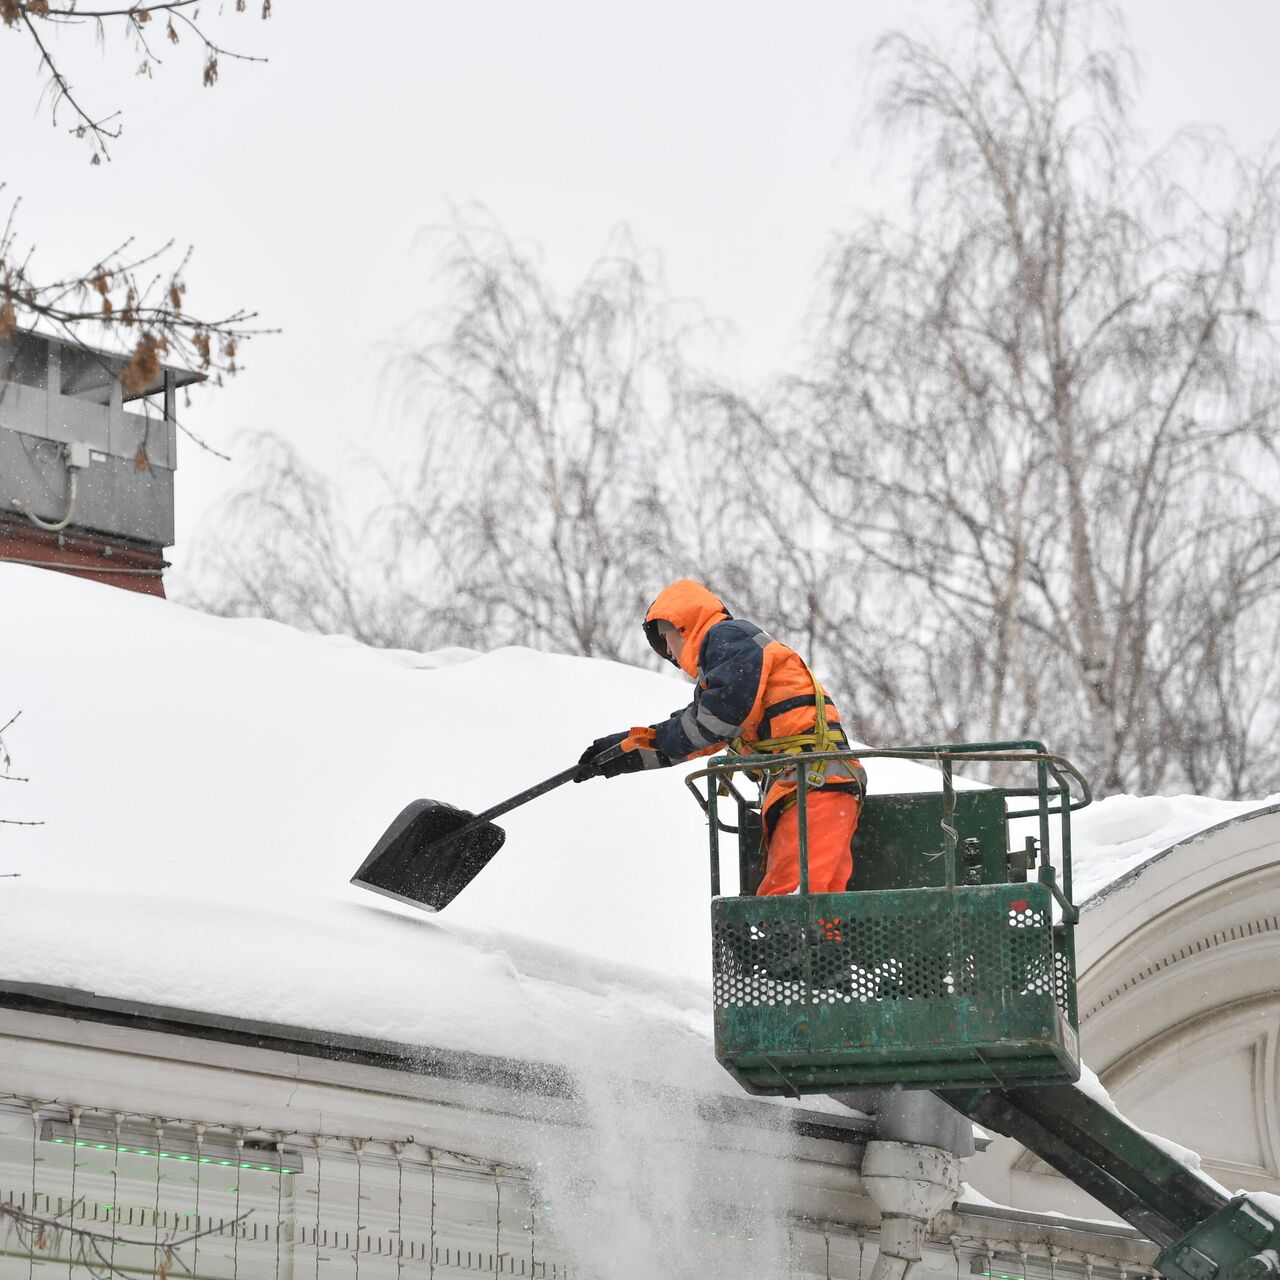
left=350, top=744, right=625, bottom=912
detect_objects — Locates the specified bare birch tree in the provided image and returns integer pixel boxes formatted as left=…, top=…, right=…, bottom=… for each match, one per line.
left=181, top=432, right=445, bottom=649
left=193, top=0, right=1280, bottom=796
left=713, top=0, right=1280, bottom=795
left=193, top=223, right=703, bottom=661
left=389, top=224, right=692, bottom=658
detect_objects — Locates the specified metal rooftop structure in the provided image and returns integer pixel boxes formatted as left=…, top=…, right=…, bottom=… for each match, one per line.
left=0, top=326, right=204, bottom=595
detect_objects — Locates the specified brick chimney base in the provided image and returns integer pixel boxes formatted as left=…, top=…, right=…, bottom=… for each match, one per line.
left=0, top=517, right=167, bottom=598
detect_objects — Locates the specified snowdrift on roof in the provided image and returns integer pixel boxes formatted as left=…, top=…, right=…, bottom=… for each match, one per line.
left=2, top=563, right=1274, bottom=1081
left=0, top=565, right=948, bottom=1085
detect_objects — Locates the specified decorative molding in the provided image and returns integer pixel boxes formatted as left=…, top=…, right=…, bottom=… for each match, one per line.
left=1082, top=914, right=1280, bottom=1020
left=1103, top=1000, right=1280, bottom=1184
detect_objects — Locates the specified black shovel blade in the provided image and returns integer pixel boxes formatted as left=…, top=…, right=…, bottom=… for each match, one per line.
left=350, top=800, right=507, bottom=912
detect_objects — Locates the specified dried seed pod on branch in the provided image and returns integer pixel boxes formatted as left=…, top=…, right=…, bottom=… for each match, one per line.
left=1, top=2, right=275, bottom=428
left=2, top=0, right=272, bottom=162
left=0, top=194, right=260, bottom=396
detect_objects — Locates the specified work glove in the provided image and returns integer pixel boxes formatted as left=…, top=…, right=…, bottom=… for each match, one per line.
left=574, top=731, right=632, bottom=782
left=574, top=729, right=667, bottom=781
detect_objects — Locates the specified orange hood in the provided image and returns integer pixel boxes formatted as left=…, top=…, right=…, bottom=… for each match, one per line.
left=645, top=579, right=731, bottom=678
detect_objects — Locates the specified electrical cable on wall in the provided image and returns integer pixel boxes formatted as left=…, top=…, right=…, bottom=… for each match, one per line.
left=15, top=441, right=85, bottom=533
left=18, top=464, right=79, bottom=532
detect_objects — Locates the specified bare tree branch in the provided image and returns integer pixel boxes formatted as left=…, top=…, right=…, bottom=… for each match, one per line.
left=2, top=0, right=272, bottom=160
left=1, top=2, right=275, bottom=431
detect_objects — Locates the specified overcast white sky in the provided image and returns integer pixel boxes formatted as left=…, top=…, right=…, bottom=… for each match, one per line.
left=4, top=1, right=1280, bottom=580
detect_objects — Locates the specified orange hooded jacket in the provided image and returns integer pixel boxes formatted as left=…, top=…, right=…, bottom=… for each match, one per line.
left=633, top=580, right=864, bottom=830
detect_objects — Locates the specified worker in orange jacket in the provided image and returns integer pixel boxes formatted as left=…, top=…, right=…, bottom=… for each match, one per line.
left=576, top=580, right=866, bottom=895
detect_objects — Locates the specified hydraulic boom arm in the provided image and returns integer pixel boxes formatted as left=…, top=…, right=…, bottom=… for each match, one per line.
left=938, top=1083, right=1280, bottom=1280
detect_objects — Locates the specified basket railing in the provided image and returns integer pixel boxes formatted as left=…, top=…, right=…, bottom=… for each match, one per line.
left=684, top=740, right=1091, bottom=920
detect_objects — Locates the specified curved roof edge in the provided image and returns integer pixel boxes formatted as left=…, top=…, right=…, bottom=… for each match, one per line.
left=1081, top=801, right=1280, bottom=912
left=0, top=977, right=564, bottom=1095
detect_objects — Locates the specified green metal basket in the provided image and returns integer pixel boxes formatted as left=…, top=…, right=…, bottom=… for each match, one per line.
left=687, top=741, right=1091, bottom=1097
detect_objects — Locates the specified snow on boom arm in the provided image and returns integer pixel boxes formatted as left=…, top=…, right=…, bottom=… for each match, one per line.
left=938, top=1082, right=1280, bottom=1280
left=688, top=740, right=1280, bottom=1280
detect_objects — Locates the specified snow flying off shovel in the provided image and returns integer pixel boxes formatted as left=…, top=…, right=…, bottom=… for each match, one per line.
left=350, top=745, right=625, bottom=912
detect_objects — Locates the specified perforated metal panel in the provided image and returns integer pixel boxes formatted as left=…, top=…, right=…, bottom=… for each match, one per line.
left=711, top=883, right=1080, bottom=1095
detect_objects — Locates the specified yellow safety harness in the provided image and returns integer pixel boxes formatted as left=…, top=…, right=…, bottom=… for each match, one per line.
left=731, top=665, right=863, bottom=796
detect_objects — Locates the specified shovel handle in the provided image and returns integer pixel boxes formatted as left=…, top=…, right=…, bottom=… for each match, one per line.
left=424, top=744, right=628, bottom=858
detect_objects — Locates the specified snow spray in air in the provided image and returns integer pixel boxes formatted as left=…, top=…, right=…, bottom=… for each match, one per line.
left=529, top=1031, right=799, bottom=1278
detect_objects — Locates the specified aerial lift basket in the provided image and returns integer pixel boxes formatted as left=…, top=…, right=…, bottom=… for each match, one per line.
left=691, top=741, right=1089, bottom=1096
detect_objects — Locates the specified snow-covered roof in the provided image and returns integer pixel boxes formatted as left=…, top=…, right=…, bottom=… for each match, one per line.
left=1072, top=793, right=1280, bottom=905
left=0, top=565, right=942, bottom=1095
left=3, top=563, right=1274, bottom=1090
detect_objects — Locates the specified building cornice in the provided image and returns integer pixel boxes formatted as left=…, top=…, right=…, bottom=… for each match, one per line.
left=0, top=979, right=875, bottom=1150
left=1082, top=911, right=1280, bottom=1021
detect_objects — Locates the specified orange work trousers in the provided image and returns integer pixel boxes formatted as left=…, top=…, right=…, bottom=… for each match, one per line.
left=756, top=789, right=860, bottom=896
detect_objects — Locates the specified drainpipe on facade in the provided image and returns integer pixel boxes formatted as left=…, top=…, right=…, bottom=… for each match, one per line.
left=862, top=1140, right=963, bottom=1280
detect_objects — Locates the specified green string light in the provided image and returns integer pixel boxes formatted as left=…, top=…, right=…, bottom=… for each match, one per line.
left=50, top=1136, right=296, bottom=1172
